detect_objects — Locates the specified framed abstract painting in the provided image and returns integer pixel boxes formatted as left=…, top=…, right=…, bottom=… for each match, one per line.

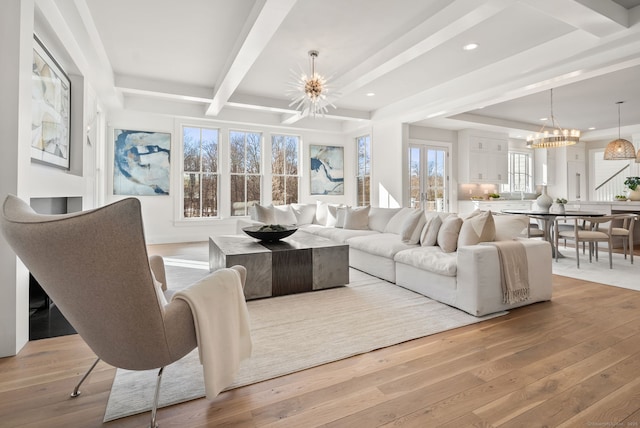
left=31, top=36, right=71, bottom=169
left=310, top=144, right=344, bottom=195
left=113, top=129, right=171, bottom=195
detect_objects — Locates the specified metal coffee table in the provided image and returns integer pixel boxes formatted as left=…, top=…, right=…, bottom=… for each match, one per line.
left=209, top=232, right=349, bottom=300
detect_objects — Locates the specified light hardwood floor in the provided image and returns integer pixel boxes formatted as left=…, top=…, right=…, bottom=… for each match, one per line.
left=1, top=243, right=640, bottom=427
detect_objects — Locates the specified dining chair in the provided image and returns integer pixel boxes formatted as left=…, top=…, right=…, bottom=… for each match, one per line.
left=0, top=195, right=249, bottom=427
left=555, top=215, right=614, bottom=268
left=610, top=213, right=638, bottom=264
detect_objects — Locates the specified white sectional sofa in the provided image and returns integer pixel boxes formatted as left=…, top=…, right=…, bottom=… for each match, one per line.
left=236, top=202, right=552, bottom=316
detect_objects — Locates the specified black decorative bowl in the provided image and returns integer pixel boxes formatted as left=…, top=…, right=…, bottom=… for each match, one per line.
left=242, top=225, right=297, bottom=242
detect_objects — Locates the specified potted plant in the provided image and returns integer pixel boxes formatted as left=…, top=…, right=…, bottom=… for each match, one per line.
left=624, top=177, right=640, bottom=201
left=552, top=197, right=567, bottom=214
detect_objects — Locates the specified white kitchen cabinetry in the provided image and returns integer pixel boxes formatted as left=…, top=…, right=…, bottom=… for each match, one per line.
left=458, top=131, right=508, bottom=184
left=458, top=200, right=533, bottom=215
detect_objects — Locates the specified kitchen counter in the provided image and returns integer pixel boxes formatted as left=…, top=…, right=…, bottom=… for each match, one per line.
left=566, top=200, right=640, bottom=213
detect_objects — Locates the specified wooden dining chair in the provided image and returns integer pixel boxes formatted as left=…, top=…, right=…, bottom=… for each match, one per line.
left=555, top=216, right=614, bottom=268
left=610, top=213, right=638, bottom=264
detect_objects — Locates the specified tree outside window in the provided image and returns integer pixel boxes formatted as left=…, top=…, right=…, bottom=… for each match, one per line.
left=183, top=126, right=219, bottom=218
left=356, top=135, right=371, bottom=206
left=230, top=130, right=262, bottom=216
left=272, top=134, right=300, bottom=205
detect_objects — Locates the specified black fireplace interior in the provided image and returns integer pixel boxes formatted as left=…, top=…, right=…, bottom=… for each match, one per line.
left=28, top=197, right=81, bottom=340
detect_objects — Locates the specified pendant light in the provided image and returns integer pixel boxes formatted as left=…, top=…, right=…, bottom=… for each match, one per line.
left=604, top=101, right=635, bottom=160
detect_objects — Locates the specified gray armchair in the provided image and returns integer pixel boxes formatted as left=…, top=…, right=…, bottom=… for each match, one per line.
left=0, top=195, right=246, bottom=427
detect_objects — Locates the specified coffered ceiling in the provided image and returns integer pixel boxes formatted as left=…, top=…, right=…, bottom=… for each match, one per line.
left=38, top=0, right=640, bottom=138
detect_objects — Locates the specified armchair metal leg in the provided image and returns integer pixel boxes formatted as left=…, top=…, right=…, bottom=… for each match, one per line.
left=149, top=366, right=164, bottom=428
left=71, top=357, right=100, bottom=397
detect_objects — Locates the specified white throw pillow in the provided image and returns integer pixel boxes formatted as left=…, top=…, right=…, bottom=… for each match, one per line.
left=273, top=204, right=297, bottom=225
left=344, top=206, right=370, bottom=230
left=401, top=209, right=426, bottom=244
left=368, top=207, right=402, bottom=232
left=420, top=214, right=443, bottom=246
left=383, top=208, right=414, bottom=235
left=291, top=203, right=316, bottom=225
left=437, top=215, right=463, bottom=253
left=315, top=201, right=328, bottom=225
left=254, top=203, right=275, bottom=224
left=493, top=214, right=529, bottom=240
left=458, top=210, right=496, bottom=247
left=326, top=204, right=338, bottom=227
left=335, top=206, right=349, bottom=228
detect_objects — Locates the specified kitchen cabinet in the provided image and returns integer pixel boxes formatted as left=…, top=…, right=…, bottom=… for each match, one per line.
left=458, top=200, right=533, bottom=215
left=458, top=131, right=508, bottom=184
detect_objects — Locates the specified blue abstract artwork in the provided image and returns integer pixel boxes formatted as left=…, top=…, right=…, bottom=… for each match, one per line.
left=310, top=145, right=344, bottom=195
left=113, top=129, right=171, bottom=195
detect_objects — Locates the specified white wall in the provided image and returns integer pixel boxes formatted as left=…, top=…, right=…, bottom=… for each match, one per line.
left=105, top=110, right=351, bottom=244
left=371, top=121, right=405, bottom=208
left=0, top=0, right=35, bottom=358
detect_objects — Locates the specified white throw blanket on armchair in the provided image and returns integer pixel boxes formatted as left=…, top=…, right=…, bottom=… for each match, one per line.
left=173, top=268, right=252, bottom=399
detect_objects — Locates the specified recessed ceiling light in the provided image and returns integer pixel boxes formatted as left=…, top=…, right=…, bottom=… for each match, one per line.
left=588, top=127, right=596, bottom=130
left=366, top=92, right=375, bottom=97
left=463, top=43, right=479, bottom=51
left=540, top=117, right=548, bottom=121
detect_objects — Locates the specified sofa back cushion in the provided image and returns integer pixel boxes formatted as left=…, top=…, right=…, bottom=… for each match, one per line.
left=383, top=207, right=415, bottom=235
left=457, top=210, right=495, bottom=247
left=420, top=213, right=443, bottom=246
left=291, top=203, right=316, bottom=225
left=368, top=207, right=402, bottom=232
left=344, top=205, right=370, bottom=230
left=273, top=204, right=297, bottom=225
left=401, top=209, right=426, bottom=244
left=254, top=203, right=275, bottom=224
left=437, top=215, right=463, bottom=253
left=493, top=213, right=529, bottom=240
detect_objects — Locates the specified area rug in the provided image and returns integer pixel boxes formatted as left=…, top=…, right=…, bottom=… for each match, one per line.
left=103, top=268, right=504, bottom=422
left=552, top=249, right=640, bottom=291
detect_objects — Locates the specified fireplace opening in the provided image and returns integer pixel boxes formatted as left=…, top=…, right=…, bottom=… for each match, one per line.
left=28, top=197, right=82, bottom=340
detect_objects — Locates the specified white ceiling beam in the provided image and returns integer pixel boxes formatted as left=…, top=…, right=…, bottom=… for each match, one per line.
left=521, top=0, right=629, bottom=38
left=374, top=25, right=640, bottom=125
left=115, top=74, right=213, bottom=103
left=206, top=0, right=297, bottom=116
left=333, top=0, right=512, bottom=97
left=279, top=107, right=370, bottom=125
left=224, top=93, right=369, bottom=123
left=36, top=0, right=122, bottom=108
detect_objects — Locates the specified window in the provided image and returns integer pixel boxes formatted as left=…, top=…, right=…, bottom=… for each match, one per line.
left=502, top=151, right=532, bottom=193
left=271, top=134, right=300, bottom=205
left=183, top=126, right=219, bottom=218
left=230, top=130, right=262, bottom=216
left=356, top=135, right=371, bottom=206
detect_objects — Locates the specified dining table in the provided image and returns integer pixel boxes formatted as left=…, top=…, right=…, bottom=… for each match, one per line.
left=501, top=209, right=606, bottom=258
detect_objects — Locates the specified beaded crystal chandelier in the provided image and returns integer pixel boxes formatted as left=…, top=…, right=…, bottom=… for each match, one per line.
left=288, top=50, right=336, bottom=117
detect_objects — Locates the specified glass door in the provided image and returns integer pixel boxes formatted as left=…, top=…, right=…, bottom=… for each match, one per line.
left=409, top=144, right=448, bottom=212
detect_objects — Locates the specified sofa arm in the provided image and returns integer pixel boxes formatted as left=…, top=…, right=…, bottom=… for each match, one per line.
left=455, top=239, right=552, bottom=316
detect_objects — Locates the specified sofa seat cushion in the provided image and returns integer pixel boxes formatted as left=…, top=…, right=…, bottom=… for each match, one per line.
left=299, top=225, right=377, bottom=243
left=347, top=233, right=418, bottom=259
left=394, top=246, right=458, bottom=277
